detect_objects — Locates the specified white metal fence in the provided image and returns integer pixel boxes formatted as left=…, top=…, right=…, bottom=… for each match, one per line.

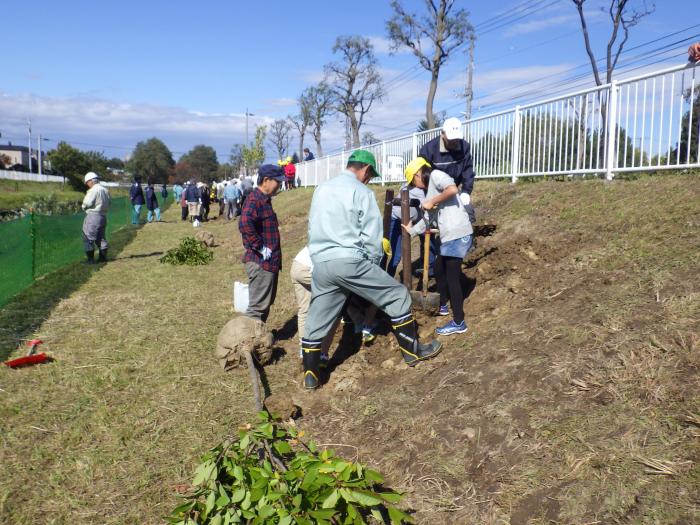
left=0, top=170, right=66, bottom=183
left=297, top=61, right=700, bottom=186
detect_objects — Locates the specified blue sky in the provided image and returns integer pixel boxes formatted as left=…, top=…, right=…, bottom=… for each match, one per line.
left=1, top=0, right=696, bottom=162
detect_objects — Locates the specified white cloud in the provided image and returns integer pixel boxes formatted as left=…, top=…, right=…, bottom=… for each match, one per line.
left=504, top=15, right=577, bottom=36
left=0, top=92, right=277, bottom=158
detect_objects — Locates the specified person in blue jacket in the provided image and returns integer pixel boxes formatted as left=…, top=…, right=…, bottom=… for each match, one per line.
left=129, top=176, right=145, bottom=224
left=145, top=182, right=161, bottom=222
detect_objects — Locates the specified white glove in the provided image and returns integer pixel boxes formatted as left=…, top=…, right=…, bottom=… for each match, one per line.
left=459, top=192, right=471, bottom=207
left=258, top=246, right=272, bottom=261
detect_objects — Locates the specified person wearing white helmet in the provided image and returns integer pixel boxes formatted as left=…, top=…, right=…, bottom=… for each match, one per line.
left=81, top=171, right=111, bottom=263
left=418, top=116, right=475, bottom=222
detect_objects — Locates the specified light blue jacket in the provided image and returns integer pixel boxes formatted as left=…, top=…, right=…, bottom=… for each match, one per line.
left=308, top=171, right=383, bottom=265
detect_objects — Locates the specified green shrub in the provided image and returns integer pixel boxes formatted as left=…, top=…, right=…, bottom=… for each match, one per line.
left=166, top=412, right=412, bottom=525
left=160, top=237, right=213, bottom=266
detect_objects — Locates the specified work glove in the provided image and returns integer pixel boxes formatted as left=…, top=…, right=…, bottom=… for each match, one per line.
left=382, top=238, right=392, bottom=257
left=459, top=192, right=471, bottom=207
left=258, top=246, right=272, bottom=261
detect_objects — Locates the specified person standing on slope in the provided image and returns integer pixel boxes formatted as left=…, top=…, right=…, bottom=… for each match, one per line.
left=301, top=150, right=442, bottom=390
left=402, top=157, right=473, bottom=336
left=81, top=172, right=111, bottom=263
left=238, top=165, right=286, bottom=323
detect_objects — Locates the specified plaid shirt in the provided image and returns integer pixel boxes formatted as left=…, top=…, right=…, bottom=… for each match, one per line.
left=239, top=188, right=281, bottom=272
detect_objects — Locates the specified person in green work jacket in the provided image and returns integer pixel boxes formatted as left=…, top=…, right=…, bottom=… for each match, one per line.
left=81, top=171, right=111, bottom=263
left=300, top=150, right=442, bottom=390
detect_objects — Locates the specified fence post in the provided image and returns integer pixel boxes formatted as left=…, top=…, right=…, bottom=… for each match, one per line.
left=30, top=210, right=37, bottom=280
left=412, top=133, right=419, bottom=158
left=314, top=161, right=318, bottom=186
left=605, top=80, right=619, bottom=181
left=381, top=141, right=386, bottom=186
left=511, top=106, right=521, bottom=184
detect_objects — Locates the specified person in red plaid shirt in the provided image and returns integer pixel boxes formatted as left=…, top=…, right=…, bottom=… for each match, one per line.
left=238, top=164, right=286, bottom=323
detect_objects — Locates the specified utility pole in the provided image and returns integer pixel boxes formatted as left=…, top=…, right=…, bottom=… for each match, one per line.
left=244, top=108, right=254, bottom=177
left=27, top=119, right=32, bottom=172
left=38, top=134, right=42, bottom=178
left=38, top=135, right=49, bottom=179
left=465, top=36, right=475, bottom=121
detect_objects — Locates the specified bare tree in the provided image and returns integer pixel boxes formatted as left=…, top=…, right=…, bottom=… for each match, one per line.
left=572, top=0, right=654, bottom=167
left=387, top=0, right=474, bottom=130
left=573, top=0, right=655, bottom=86
left=325, top=35, right=384, bottom=148
left=288, top=93, right=313, bottom=163
left=305, top=83, right=334, bottom=157
left=268, top=119, right=292, bottom=160
left=361, top=131, right=381, bottom=146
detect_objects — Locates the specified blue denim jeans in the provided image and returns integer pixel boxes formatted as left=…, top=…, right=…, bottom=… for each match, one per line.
left=147, top=208, right=161, bottom=222
left=131, top=204, right=142, bottom=224
left=384, top=217, right=438, bottom=276
left=440, top=235, right=473, bottom=259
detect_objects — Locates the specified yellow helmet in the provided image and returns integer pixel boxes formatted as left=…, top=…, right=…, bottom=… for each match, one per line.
left=286, top=156, right=292, bottom=163
left=404, top=157, right=431, bottom=184
left=277, top=159, right=284, bottom=166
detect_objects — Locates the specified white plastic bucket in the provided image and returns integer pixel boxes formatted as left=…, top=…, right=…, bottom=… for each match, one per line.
left=233, top=281, right=249, bottom=313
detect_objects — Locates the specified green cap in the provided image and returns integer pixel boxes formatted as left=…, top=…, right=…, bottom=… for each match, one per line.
left=347, top=149, right=381, bottom=178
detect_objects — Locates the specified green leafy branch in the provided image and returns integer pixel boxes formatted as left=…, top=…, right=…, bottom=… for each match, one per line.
left=160, top=237, right=213, bottom=266
left=166, top=412, right=413, bottom=525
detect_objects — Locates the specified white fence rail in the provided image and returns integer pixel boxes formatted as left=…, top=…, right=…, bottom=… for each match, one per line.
left=0, top=170, right=66, bottom=183
left=297, top=61, right=700, bottom=186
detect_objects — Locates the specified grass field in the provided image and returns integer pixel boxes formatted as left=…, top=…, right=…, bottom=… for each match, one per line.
left=0, top=175, right=698, bottom=524
left=0, top=179, right=128, bottom=210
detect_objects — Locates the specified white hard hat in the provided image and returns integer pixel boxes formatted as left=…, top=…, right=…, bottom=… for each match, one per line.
left=84, top=172, right=99, bottom=183
left=442, top=117, right=463, bottom=140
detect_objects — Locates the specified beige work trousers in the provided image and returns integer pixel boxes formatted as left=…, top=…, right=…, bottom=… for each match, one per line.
left=290, top=259, right=312, bottom=342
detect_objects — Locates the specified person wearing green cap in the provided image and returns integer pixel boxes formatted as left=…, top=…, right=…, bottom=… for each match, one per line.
left=300, top=150, right=442, bottom=390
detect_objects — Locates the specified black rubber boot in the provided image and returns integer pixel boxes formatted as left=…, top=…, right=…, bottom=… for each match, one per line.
left=98, top=249, right=108, bottom=262
left=391, top=313, right=442, bottom=367
left=301, top=339, right=322, bottom=390
left=85, top=250, right=95, bottom=264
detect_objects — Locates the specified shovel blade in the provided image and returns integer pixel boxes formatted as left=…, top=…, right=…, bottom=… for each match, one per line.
left=410, top=291, right=441, bottom=313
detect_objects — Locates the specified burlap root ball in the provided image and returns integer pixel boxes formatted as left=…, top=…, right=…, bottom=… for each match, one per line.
left=215, top=316, right=274, bottom=370
left=195, top=231, right=215, bottom=247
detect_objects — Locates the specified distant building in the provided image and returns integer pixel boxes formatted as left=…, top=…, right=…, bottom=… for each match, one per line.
left=0, top=143, right=45, bottom=171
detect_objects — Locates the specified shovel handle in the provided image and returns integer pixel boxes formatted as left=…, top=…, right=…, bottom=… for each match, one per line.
left=400, top=189, right=412, bottom=290
left=422, top=230, right=430, bottom=298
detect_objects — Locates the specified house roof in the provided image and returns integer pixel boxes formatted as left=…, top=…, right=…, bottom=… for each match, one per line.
left=0, top=145, right=29, bottom=152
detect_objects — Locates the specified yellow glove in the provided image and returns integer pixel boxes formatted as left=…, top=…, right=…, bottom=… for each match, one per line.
left=382, top=237, right=392, bottom=257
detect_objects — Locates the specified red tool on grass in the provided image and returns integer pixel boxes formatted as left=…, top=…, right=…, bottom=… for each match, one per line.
left=3, top=339, right=52, bottom=368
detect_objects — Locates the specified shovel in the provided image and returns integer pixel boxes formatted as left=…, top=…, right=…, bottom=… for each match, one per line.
left=409, top=229, right=441, bottom=312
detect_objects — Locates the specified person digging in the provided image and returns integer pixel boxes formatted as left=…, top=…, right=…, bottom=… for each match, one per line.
left=81, top=171, right=111, bottom=263
left=402, top=157, right=473, bottom=336
left=301, top=149, right=442, bottom=390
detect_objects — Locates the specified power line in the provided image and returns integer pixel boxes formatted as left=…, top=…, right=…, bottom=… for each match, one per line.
left=368, top=25, right=700, bottom=135
left=381, top=0, right=561, bottom=92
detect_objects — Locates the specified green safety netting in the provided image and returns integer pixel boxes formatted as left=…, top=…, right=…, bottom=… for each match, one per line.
left=0, top=216, right=33, bottom=307
left=0, top=194, right=172, bottom=307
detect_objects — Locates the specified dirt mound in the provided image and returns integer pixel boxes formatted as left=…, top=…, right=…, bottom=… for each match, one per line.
left=194, top=230, right=215, bottom=247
